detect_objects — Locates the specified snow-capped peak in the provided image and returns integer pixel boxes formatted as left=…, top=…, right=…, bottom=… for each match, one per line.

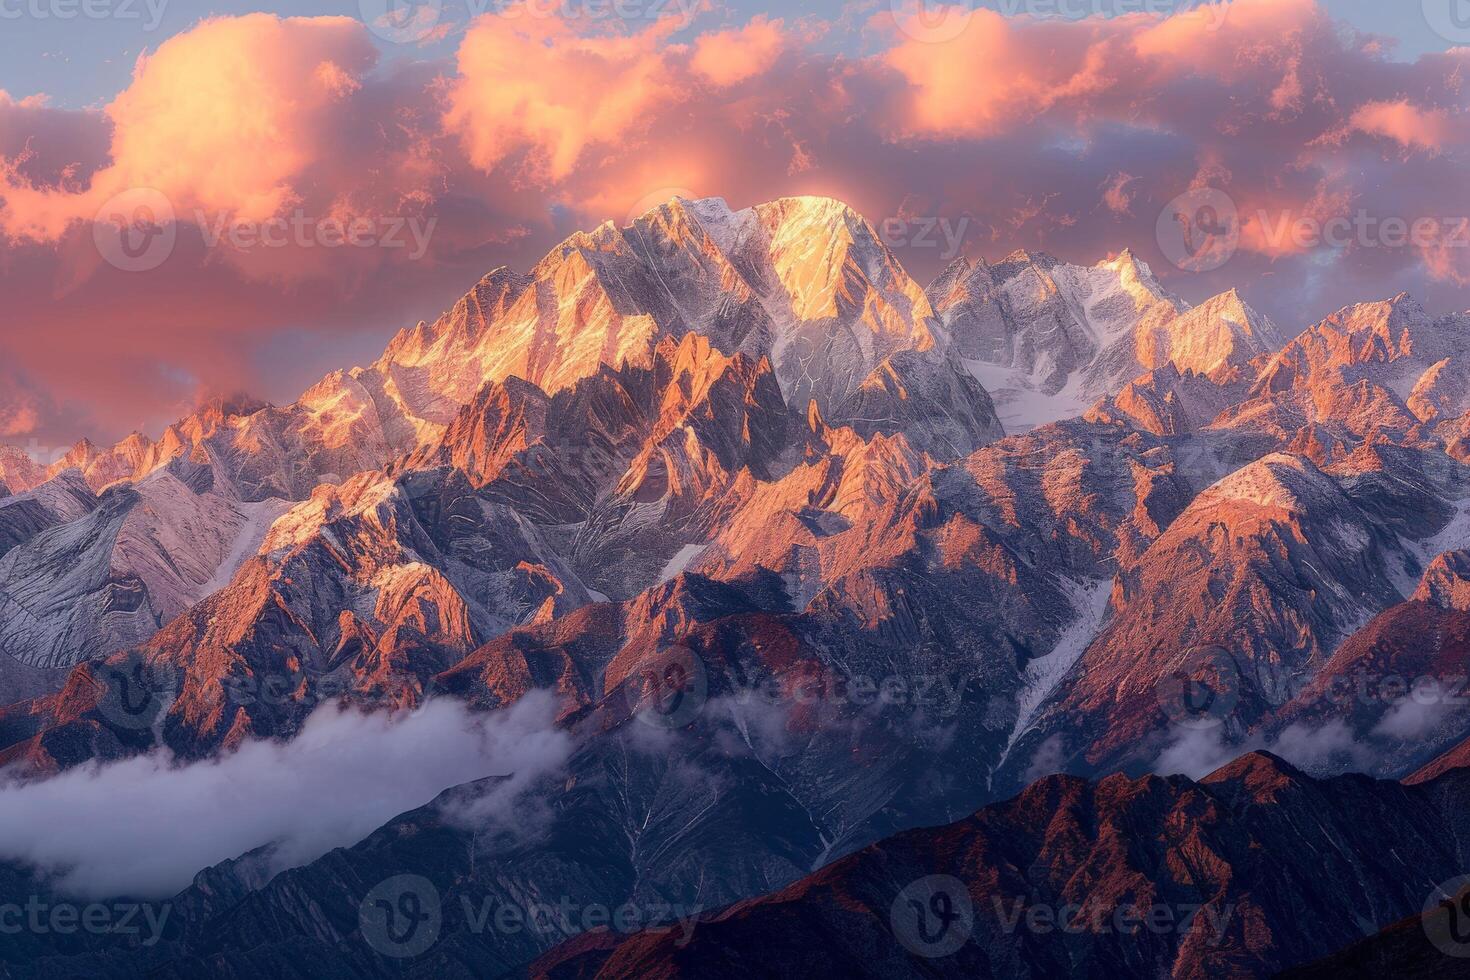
left=929, top=247, right=1190, bottom=430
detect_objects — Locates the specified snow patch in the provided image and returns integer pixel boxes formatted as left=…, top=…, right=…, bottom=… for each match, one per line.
left=998, top=577, right=1112, bottom=768
left=658, top=543, right=707, bottom=583
left=200, top=497, right=293, bottom=598
left=961, top=359, right=1091, bottom=432
left=1398, top=495, right=1470, bottom=598
left=1423, top=497, right=1470, bottom=557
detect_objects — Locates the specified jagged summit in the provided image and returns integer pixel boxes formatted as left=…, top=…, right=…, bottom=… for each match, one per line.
left=8, top=196, right=1468, bottom=502
left=370, top=193, right=941, bottom=434
left=994, top=247, right=1062, bottom=271
left=2, top=194, right=1443, bottom=500
left=645, top=193, right=864, bottom=226
left=925, top=244, right=1283, bottom=430
left=196, top=392, right=272, bottom=419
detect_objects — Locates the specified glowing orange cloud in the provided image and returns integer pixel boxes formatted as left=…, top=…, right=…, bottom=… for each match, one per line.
left=691, top=16, right=786, bottom=86
left=880, top=8, right=1112, bottom=137
left=1131, top=0, right=1312, bottom=69
left=1, top=14, right=377, bottom=240
left=880, top=0, right=1326, bottom=139
left=444, top=7, right=685, bottom=182
left=1350, top=100, right=1454, bottom=153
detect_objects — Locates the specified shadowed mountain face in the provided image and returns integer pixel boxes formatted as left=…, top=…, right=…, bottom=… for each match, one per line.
left=5, top=196, right=1470, bottom=978
left=9, top=754, right=1470, bottom=979
left=527, top=754, right=1470, bottom=980
left=1278, top=881, right=1470, bottom=980
left=1275, top=899, right=1470, bottom=980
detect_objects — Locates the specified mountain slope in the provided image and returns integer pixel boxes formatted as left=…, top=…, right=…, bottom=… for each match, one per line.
left=0, top=465, right=287, bottom=670
left=530, top=754, right=1470, bottom=980
left=994, top=452, right=1421, bottom=788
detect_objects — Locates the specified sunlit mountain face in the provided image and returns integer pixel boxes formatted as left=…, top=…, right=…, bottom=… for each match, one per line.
left=4, top=2, right=1470, bottom=977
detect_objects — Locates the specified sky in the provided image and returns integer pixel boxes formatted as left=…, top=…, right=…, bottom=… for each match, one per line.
left=1, top=0, right=1469, bottom=446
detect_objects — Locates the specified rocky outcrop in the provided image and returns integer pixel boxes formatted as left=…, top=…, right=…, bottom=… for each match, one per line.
left=995, top=453, right=1414, bottom=788
left=1416, top=549, right=1470, bottom=611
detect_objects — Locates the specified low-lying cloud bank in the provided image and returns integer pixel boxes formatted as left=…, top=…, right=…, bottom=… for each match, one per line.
left=1154, top=720, right=1361, bottom=779
left=0, top=693, right=572, bottom=900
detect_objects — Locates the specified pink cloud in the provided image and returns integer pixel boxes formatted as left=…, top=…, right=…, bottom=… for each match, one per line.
left=878, top=8, right=1115, bottom=138
left=1350, top=100, right=1455, bottom=152
left=440, top=7, right=844, bottom=221
left=1, top=15, right=380, bottom=242
left=878, top=0, right=1331, bottom=140
left=0, top=91, right=111, bottom=190
left=0, top=385, right=41, bottom=438
left=1101, top=172, right=1137, bottom=216
left=691, top=16, right=787, bottom=86
left=444, top=7, right=686, bottom=181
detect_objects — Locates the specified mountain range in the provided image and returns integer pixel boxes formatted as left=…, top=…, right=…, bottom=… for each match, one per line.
left=3, top=195, right=1470, bottom=977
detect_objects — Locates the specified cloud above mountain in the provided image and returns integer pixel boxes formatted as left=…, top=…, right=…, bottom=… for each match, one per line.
left=0, top=0, right=1467, bottom=444
left=0, top=693, right=571, bottom=899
